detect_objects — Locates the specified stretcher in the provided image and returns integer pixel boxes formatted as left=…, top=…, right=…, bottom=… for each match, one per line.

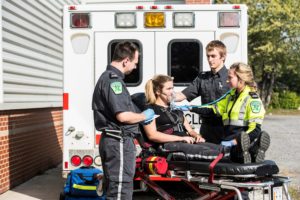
left=134, top=140, right=291, bottom=200
left=131, top=93, right=291, bottom=200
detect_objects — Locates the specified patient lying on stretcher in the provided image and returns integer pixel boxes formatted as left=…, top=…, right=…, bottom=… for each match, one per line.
left=137, top=74, right=269, bottom=164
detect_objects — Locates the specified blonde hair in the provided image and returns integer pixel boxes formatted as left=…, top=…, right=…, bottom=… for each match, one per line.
left=230, top=62, right=257, bottom=91
left=145, top=75, right=173, bottom=104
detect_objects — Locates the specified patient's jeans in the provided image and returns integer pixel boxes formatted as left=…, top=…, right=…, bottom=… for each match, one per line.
left=162, top=142, right=228, bottom=161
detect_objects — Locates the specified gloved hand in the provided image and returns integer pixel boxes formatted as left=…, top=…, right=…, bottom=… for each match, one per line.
left=142, top=108, right=155, bottom=124
left=221, top=140, right=235, bottom=147
left=174, top=105, right=191, bottom=111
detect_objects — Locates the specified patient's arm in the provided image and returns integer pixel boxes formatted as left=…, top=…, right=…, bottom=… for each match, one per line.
left=143, top=120, right=195, bottom=144
left=183, top=118, right=205, bottom=143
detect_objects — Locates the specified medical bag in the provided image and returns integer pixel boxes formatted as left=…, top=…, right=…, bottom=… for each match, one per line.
left=63, top=166, right=104, bottom=198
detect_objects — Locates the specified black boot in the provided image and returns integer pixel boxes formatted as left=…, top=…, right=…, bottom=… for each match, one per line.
left=255, top=131, right=270, bottom=163
left=240, top=132, right=251, bottom=164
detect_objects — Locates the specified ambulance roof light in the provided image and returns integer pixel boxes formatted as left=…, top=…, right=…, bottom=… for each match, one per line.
left=232, top=5, right=241, bottom=9
left=174, top=12, right=195, bottom=28
left=71, top=13, right=90, bottom=28
left=115, top=13, right=136, bottom=28
left=136, top=5, right=144, bottom=9
left=165, top=5, right=173, bottom=9
left=144, top=12, right=165, bottom=28
left=151, top=5, right=158, bottom=9
left=69, top=6, right=76, bottom=10
left=218, top=12, right=240, bottom=27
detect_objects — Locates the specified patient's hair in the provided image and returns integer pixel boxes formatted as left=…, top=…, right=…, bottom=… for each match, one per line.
left=230, top=62, right=257, bottom=91
left=145, top=74, right=173, bottom=104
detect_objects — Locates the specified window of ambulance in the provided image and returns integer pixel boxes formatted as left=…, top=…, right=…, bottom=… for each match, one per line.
left=168, top=40, right=202, bottom=86
left=108, top=40, right=142, bottom=86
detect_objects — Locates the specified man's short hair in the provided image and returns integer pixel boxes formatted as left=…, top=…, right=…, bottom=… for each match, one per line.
left=206, top=40, right=227, bottom=58
left=112, top=41, right=139, bottom=62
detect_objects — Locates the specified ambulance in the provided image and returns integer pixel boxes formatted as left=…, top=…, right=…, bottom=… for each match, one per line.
left=62, top=2, right=248, bottom=176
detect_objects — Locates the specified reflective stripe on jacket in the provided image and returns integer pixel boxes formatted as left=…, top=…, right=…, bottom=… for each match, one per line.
left=211, top=85, right=265, bottom=134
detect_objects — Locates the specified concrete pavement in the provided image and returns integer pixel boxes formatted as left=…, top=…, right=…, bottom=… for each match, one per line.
left=0, top=165, right=64, bottom=200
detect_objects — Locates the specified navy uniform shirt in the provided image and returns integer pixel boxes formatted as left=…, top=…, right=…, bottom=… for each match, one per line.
left=182, top=66, right=229, bottom=104
left=92, top=65, right=139, bottom=135
left=182, top=66, right=229, bottom=124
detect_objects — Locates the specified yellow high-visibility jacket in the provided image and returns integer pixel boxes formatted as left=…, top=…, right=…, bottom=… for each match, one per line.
left=191, top=85, right=265, bottom=139
left=212, top=85, right=265, bottom=135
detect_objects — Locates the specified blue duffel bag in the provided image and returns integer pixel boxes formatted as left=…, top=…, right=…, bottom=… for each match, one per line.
left=64, top=166, right=104, bottom=198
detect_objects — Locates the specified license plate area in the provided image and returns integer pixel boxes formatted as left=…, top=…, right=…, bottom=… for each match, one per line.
left=272, top=186, right=283, bottom=200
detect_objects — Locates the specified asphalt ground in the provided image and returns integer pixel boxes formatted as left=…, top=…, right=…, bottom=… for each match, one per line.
left=0, top=114, right=299, bottom=200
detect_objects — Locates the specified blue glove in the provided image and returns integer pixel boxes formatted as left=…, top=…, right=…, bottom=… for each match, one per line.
left=221, top=140, right=235, bottom=147
left=142, top=108, right=155, bottom=124
left=174, top=105, right=191, bottom=111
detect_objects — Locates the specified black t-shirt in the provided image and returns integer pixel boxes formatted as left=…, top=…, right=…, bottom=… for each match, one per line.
left=92, top=65, right=139, bottom=135
left=147, top=104, right=187, bottom=137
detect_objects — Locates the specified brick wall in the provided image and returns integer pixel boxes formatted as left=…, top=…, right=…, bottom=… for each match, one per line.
left=185, top=0, right=211, bottom=4
left=0, top=108, right=63, bottom=194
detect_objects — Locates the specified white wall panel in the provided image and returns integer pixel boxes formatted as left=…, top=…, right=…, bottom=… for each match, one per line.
left=1, top=0, right=81, bottom=110
left=81, top=0, right=184, bottom=4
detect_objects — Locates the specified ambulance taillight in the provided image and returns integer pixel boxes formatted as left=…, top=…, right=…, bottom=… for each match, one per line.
left=71, top=13, right=90, bottom=28
left=71, top=155, right=81, bottom=166
left=82, top=155, right=93, bottom=167
left=94, top=156, right=102, bottom=166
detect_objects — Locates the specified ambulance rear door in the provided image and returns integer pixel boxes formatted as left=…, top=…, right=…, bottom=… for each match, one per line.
left=155, top=31, right=214, bottom=129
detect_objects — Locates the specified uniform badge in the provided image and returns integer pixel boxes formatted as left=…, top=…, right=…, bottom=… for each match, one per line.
left=110, top=82, right=122, bottom=94
left=250, top=101, right=261, bottom=113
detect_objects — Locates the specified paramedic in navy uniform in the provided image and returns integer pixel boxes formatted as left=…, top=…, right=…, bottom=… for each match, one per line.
left=176, top=40, right=230, bottom=144
left=92, top=41, right=154, bottom=200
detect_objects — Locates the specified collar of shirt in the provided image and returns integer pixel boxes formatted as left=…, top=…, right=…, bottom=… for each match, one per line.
left=211, top=65, right=227, bottom=78
left=107, top=65, right=125, bottom=79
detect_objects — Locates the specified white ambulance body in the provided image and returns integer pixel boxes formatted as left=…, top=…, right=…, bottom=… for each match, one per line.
left=62, top=3, right=247, bottom=176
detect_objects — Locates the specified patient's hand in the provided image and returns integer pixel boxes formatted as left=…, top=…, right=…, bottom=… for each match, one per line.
left=181, top=136, right=195, bottom=144
left=194, top=135, right=205, bottom=143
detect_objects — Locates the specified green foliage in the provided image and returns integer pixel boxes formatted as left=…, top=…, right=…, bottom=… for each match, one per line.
left=216, top=0, right=300, bottom=107
left=270, top=91, right=300, bottom=109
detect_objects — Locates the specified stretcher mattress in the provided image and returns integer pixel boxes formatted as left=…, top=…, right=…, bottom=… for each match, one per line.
left=168, top=160, right=279, bottom=176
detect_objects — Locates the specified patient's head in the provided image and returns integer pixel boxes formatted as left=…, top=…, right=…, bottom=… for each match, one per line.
left=145, top=75, right=174, bottom=105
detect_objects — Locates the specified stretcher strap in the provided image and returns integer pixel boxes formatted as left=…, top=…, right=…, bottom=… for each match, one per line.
left=208, top=153, right=224, bottom=183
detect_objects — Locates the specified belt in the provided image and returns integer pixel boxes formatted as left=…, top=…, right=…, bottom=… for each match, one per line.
left=103, top=129, right=132, bottom=140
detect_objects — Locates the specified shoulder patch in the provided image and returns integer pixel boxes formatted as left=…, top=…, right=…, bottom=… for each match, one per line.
left=249, top=92, right=259, bottom=99
left=110, top=82, right=122, bottom=94
left=250, top=101, right=261, bottom=113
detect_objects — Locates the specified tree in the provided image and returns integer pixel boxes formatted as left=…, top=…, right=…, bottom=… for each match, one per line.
left=217, top=0, right=300, bottom=108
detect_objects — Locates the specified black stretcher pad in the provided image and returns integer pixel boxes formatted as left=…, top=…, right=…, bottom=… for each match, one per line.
left=168, top=160, right=279, bottom=176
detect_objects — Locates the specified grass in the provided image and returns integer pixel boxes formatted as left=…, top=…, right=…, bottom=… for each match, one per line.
left=289, top=185, right=300, bottom=200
